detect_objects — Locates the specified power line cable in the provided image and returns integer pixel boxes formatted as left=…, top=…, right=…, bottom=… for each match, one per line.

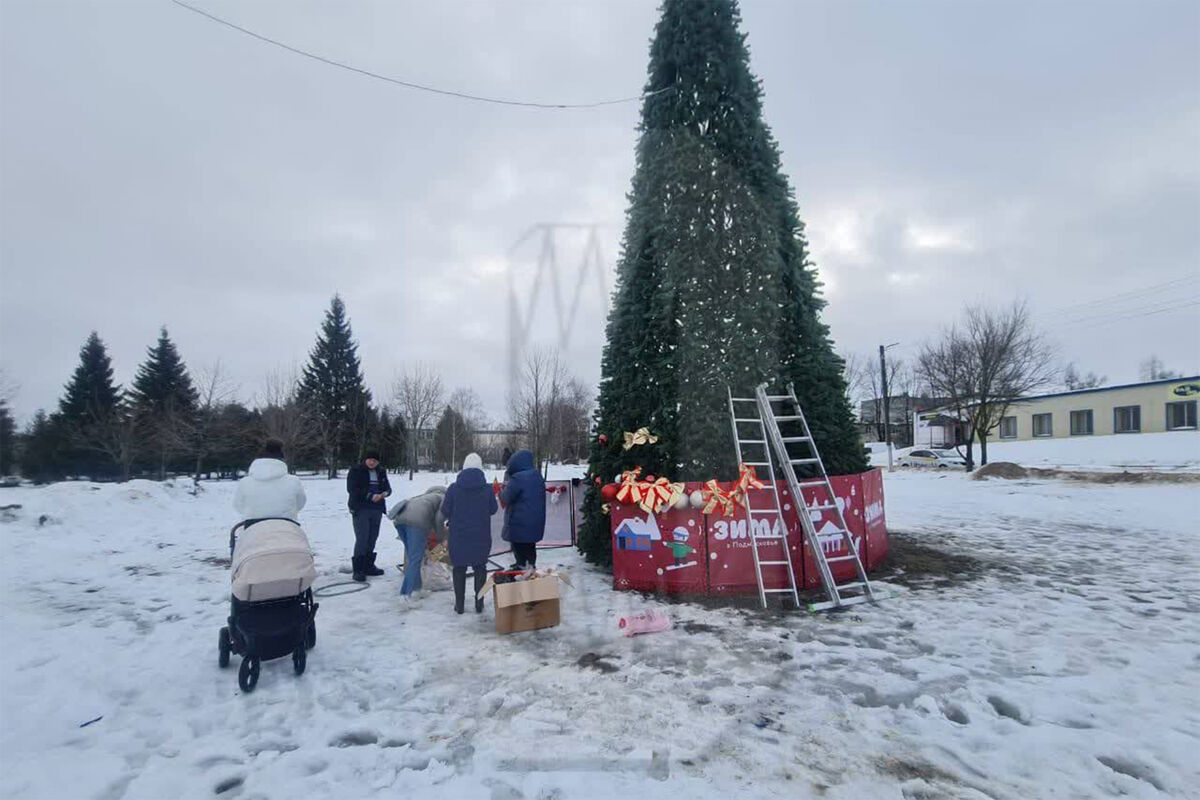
left=1043, top=275, right=1195, bottom=317
left=1048, top=299, right=1200, bottom=333
left=169, top=0, right=674, bottom=109
left=1048, top=292, right=1200, bottom=328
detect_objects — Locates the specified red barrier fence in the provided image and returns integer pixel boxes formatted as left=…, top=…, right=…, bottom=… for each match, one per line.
left=611, top=468, right=887, bottom=595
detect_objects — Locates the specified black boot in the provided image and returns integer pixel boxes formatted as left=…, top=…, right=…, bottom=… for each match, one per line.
left=351, top=556, right=366, bottom=583
left=452, top=567, right=466, bottom=614
left=364, top=552, right=385, bottom=577
left=474, top=567, right=487, bottom=613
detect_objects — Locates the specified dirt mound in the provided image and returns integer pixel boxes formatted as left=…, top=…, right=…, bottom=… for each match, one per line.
left=972, top=462, right=1029, bottom=480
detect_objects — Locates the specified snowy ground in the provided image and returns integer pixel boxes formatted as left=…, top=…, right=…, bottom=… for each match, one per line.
left=875, top=430, right=1200, bottom=473
left=1, top=470, right=1197, bottom=800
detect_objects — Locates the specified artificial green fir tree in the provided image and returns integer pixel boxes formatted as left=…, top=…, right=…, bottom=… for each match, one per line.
left=578, top=0, right=867, bottom=567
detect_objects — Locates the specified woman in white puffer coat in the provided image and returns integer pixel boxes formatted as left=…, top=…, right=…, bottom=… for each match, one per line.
left=233, top=439, right=307, bottom=523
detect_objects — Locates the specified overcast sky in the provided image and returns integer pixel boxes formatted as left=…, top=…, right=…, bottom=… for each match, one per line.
left=2, top=0, right=1198, bottom=424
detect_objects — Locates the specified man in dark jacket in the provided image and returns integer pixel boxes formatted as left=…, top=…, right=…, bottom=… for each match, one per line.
left=441, top=452, right=498, bottom=613
left=499, top=449, right=545, bottom=569
left=346, top=449, right=392, bottom=581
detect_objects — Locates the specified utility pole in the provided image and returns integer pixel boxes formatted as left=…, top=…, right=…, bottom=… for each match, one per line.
left=880, top=342, right=900, bottom=471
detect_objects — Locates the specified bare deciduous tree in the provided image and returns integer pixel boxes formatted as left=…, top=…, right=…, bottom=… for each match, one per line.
left=509, top=347, right=570, bottom=470
left=392, top=363, right=445, bottom=478
left=191, top=360, right=238, bottom=481
left=257, top=366, right=314, bottom=471
left=918, top=301, right=1055, bottom=469
left=839, top=351, right=868, bottom=410
left=865, top=354, right=905, bottom=441
left=1139, top=355, right=1179, bottom=382
left=69, top=397, right=140, bottom=481
left=1063, top=363, right=1106, bottom=390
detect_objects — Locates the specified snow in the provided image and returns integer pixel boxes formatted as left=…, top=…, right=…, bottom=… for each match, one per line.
left=1, top=469, right=1198, bottom=799
left=877, top=430, right=1200, bottom=472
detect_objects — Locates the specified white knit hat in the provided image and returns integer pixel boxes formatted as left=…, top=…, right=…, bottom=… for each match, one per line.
left=462, top=453, right=483, bottom=470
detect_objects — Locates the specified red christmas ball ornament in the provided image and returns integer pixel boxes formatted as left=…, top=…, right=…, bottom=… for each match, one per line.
left=644, top=474, right=656, bottom=483
left=593, top=476, right=602, bottom=486
left=598, top=433, right=609, bottom=446
left=600, top=483, right=619, bottom=502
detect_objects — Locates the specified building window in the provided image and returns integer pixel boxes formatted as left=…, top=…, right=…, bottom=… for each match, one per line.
left=1166, top=400, right=1197, bottom=430
left=1114, top=405, right=1141, bottom=434
left=1069, top=410, right=1094, bottom=436
left=1032, top=413, right=1053, bottom=438
left=999, top=417, right=1017, bottom=439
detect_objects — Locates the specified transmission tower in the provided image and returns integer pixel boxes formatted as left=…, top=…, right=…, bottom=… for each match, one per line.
left=506, top=223, right=610, bottom=392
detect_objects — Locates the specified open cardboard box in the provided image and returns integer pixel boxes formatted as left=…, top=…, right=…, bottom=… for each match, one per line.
left=477, top=571, right=570, bottom=634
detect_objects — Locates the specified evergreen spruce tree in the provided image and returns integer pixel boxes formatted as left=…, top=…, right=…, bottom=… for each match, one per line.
left=20, top=410, right=65, bottom=484
left=297, top=296, right=368, bottom=478
left=579, top=0, right=867, bottom=567
left=0, top=401, right=16, bottom=477
left=432, top=406, right=471, bottom=471
left=130, top=327, right=198, bottom=479
left=58, top=332, right=123, bottom=478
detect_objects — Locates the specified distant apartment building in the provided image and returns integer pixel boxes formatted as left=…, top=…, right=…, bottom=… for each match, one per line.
left=913, top=376, right=1200, bottom=447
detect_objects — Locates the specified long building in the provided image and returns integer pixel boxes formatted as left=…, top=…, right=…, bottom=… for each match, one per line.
left=913, top=376, right=1200, bottom=446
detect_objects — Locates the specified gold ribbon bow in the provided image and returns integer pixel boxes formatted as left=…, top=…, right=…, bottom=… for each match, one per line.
left=728, top=463, right=766, bottom=512
left=622, top=427, right=659, bottom=450
left=644, top=477, right=685, bottom=513
left=701, top=479, right=737, bottom=516
left=614, top=468, right=645, bottom=509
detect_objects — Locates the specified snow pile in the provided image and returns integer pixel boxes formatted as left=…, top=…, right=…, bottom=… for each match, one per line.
left=1, top=471, right=1196, bottom=798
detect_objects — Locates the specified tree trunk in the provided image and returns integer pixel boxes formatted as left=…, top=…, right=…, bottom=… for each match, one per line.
left=964, top=430, right=976, bottom=472
left=979, top=433, right=989, bottom=466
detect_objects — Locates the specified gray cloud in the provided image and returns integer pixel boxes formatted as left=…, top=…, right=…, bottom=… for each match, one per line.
left=2, top=0, right=1197, bottom=424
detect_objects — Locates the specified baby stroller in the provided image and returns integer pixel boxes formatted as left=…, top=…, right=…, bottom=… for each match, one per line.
left=218, top=518, right=319, bottom=692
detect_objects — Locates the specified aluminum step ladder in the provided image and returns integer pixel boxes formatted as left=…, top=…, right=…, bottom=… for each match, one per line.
left=726, top=387, right=801, bottom=609
left=755, top=382, right=877, bottom=611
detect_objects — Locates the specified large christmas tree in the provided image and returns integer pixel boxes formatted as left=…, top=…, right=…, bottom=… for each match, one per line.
left=578, top=0, right=866, bottom=567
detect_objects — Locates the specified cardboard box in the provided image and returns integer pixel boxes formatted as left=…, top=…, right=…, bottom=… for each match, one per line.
left=486, top=574, right=562, bottom=634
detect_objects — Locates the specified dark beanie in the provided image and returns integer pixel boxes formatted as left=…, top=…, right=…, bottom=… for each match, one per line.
left=260, top=438, right=285, bottom=460
left=363, top=448, right=381, bottom=461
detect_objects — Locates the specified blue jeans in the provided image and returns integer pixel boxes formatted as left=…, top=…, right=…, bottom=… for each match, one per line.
left=398, top=524, right=426, bottom=596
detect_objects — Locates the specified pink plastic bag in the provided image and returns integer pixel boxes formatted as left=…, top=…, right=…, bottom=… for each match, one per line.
left=617, top=609, right=673, bottom=637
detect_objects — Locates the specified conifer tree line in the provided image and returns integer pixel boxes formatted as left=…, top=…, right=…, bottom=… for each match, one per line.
left=8, top=295, right=409, bottom=483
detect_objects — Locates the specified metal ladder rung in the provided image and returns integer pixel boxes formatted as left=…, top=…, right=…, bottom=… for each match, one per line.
left=763, top=588, right=795, bottom=594
left=745, top=507, right=780, bottom=515
left=807, top=503, right=838, bottom=510
left=781, top=436, right=811, bottom=443
left=772, top=415, right=803, bottom=421
left=791, top=458, right=820, bottom=465
left=758, top=560, right=790, bottom=566
left=826, top=555, right=860, bottom=563
left=744, top=461, right=771, bottom=467
left=796, top=480, right=829, bottom=489
left=808, top=595, right=872, bottom=612
left=730, top=397, right=757, bottom=402
left=733, top=418, right=764, bottom=423
left=764, top=395, right=792, bottom=401
left=738, top=439, right=767, bottom=444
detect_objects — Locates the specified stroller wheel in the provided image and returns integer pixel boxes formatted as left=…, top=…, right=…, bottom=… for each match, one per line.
left=292, top=646, right=307, bottom=676
left=305, top=621, right=316, bottom=650
left=238, top=656, right=260, bottom=692
left=218, top=627, right=231, bottom=669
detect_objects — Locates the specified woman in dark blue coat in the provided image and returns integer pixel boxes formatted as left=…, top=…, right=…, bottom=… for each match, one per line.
left=500, top=449, right=545, bottom=569
left=440, top=453, right=498, bottom=614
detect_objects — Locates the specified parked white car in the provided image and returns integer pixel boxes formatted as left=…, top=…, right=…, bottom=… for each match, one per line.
left=899, top=448, right=967, bottom=469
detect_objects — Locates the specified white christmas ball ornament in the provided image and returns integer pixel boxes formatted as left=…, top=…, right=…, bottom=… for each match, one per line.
left=673, top=492, right=690, bottom=510
left=689, top=490, right=705, bottom=509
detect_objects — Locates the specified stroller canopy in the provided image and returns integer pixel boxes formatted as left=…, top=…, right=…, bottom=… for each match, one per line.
left=231, top=520, right=316, bottom=602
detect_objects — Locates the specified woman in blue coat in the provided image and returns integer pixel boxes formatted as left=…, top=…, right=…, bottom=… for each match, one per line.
left=500, top=449, right=545, bottom=569
left=440, top=453, right=498, bottom=614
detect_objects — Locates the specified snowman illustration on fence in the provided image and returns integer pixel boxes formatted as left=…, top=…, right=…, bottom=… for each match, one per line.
left=661, top=526, right=697, bottom=571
